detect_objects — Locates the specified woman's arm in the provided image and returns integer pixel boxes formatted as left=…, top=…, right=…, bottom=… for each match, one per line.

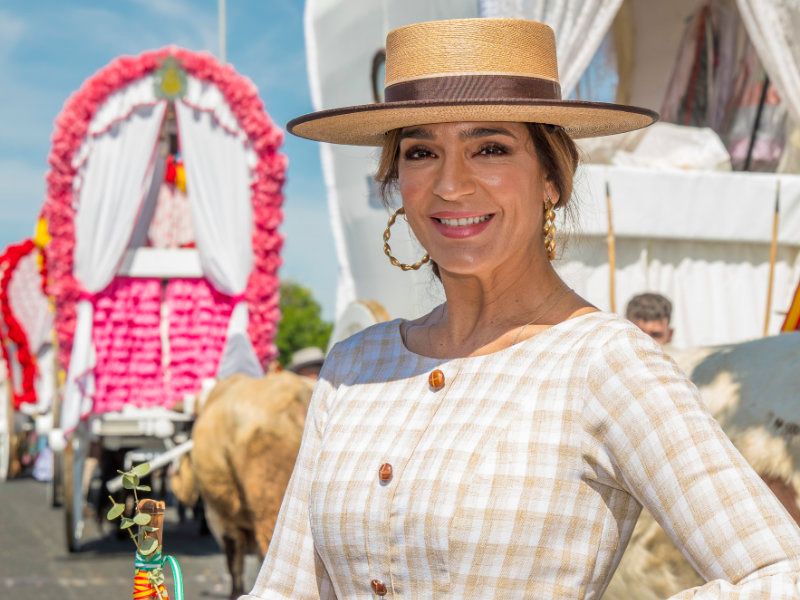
left=585, top=325, right=800, bottom=598
left=239, top=356, right=339, bottom=599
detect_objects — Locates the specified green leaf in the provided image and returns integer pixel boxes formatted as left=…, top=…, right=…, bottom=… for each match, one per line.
left=133, top=513, right=152, bottom=526
left=131, top=462, right=151, bottom=477
left=119, top=517, right=135, bottom=530
left=121, top=473, right=140, bottom=490
left=106, top=502, right=125, bottom=521
left=140, top=537, right=159, bottom=556
left=143, top=526, right=159, bottom=533
left=136, top=485, right=151, bottom=492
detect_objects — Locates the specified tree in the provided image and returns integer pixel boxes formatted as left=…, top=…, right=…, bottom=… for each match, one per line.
left=275, top=281, right=333, bottom=367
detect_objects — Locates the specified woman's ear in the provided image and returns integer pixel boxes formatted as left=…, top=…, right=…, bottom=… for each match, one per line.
left=543, top=180, right=559, bottom=207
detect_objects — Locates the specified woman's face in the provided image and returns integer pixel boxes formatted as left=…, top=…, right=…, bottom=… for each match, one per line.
left=397, top=121, right=553, bottom=278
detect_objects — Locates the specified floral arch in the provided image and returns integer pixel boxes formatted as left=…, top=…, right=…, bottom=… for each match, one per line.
left=40, top=48, right=285, bottom=430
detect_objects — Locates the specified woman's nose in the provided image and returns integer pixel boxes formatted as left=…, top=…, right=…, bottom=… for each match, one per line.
left=431, top=154, right=474, bottom=201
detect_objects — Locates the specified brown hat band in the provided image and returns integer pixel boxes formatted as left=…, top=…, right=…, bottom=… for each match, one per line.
left=384, top=74, right=562, bottom=103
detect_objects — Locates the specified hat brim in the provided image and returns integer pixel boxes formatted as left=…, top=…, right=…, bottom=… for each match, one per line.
left=288, top=99, right=658, bottom=146
left=288, top=359, right=325, bottom=373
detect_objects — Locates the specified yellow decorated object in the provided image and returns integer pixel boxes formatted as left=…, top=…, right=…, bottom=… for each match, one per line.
left=33, top=217, right=51, bottom=248
left=175, top=163, right=187, bottom=194
left=154, top=56, right=187, bottom=101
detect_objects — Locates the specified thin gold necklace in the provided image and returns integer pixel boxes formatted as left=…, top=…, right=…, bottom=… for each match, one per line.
left=510, top=284, right=572, bottom=346
left=409, top=284, right=572, bottom=355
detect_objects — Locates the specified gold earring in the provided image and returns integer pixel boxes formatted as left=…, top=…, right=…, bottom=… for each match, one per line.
left=383, top=207, right=431, bottom=271
left=543, top=197, right=556, bottom=260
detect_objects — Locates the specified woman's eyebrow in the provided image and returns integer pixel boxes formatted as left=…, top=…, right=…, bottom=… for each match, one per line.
left=460, top=126, right=517, bottom=140
left=400, top=127, right=434, bottom=140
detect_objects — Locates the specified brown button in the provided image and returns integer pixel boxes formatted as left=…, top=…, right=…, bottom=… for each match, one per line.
left=379, top=463, right=393, bottom=483
left=371, top=579, right=388, bottom=596
left=428, top=369, right=445, bottom=391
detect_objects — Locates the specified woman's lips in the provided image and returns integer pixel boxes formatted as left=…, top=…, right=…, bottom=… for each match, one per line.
left=430, top=213, right=494, bottom=239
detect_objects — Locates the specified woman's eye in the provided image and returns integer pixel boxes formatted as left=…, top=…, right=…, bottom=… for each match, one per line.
left=403, top=146, right=435, bottom=160
left=478, top=143, right=508, bottom=156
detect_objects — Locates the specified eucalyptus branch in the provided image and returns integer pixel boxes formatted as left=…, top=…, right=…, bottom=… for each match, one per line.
left=106, top=463, right=158, bottom=556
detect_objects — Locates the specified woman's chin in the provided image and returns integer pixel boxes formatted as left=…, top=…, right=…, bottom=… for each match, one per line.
left=433, top=256, right=497, bottom=278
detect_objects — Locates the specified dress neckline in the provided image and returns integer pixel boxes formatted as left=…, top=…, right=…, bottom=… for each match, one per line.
left=394, top=309, right=606, bottom=363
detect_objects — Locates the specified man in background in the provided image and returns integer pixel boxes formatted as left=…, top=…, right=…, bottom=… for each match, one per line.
left=626, top=292, right=674, bottom=345
left=286, top=347, right=326, bottom=380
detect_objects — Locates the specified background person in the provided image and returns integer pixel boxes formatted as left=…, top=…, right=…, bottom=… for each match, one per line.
left=286, top=347, right=325, bottom=381
left=625, top=292, right=674, bottom=345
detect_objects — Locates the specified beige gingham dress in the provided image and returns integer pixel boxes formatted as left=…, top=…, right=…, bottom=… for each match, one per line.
left=243, top=311, right=800, bottom=599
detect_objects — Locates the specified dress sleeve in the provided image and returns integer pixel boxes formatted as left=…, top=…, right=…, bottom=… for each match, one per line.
left=584, top=325, right=800, bottom=598
left=239, top=353, right=340, bottom=600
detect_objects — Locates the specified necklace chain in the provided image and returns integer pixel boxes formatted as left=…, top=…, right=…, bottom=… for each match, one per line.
left=407, top=285, right=573, bottom=354
left=510, top=284, right=572, bottom=346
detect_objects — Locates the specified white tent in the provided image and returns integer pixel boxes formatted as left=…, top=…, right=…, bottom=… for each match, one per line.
left=306, top=0, right=800, bottom=348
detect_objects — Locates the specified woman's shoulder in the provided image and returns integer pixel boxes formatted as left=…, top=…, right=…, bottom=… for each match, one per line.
left=325, top=319, right=403, bottom=367
left=556, top=309, right=658, bottom=351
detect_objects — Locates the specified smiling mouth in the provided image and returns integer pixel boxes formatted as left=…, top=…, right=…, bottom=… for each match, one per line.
left=433, top=214, right=493, bottom=227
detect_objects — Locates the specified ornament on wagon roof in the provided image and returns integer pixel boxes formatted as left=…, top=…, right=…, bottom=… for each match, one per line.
left=153, top=56, right=187, bottom=101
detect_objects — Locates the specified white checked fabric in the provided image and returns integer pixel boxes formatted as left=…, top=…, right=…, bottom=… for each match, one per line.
left=243, top=312, right=800, bottom=599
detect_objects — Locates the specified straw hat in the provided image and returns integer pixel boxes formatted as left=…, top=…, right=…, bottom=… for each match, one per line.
left=288, top=18, right=657, bottom=146
left=287, top=347, right=326, bottom=373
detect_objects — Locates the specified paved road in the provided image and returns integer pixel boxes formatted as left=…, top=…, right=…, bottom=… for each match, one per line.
left=1, top=477, right=261, bottom=599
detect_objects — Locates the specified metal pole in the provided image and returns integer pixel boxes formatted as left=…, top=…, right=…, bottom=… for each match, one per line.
left=106, top=440, right=194, bottom=493
left=218, top=0, right=227, bottom=63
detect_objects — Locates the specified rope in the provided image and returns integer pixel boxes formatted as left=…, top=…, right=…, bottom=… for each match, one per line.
left=133, top=550, right=184, bottom=600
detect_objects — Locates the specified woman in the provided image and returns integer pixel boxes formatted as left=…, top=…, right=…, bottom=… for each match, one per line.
left=243, top=18, right=800, bottom=599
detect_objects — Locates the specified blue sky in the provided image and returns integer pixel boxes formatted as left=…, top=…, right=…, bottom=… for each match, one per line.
left=0, top=0, right=337, bottom=317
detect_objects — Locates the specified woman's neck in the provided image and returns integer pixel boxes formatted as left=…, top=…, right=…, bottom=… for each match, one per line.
left=414, top=252, right=585, bottom=358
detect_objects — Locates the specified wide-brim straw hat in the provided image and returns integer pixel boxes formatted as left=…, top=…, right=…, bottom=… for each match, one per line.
left=288, top=18, right=658, bottom=146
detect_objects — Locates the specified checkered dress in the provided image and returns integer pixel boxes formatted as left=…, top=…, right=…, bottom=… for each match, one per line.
left=242, top=312, right=800, bottom=599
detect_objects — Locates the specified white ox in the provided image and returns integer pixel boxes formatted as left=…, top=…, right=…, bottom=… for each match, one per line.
left=606, top=332, right=800, bottom=598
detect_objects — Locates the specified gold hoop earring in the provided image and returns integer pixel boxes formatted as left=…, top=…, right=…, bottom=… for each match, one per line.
left=383, top=207, right=431, bottom=271
left=543, top=197, right=556, bottom=260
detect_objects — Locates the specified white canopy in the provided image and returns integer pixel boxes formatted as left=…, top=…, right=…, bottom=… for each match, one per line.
left=478, top=0, right=623, bottom=97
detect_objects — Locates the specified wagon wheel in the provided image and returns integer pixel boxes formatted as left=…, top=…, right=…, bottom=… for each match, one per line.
left=50, top=447, right=65, bottom=507
left=49, top=392, right=64, bottom=507
left=0, top=378, right=12, bottom=481
left=63, top=425, right=89, bottom=552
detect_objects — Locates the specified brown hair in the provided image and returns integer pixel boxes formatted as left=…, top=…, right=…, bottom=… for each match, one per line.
left=375, top=123, right=580, bottom=276
left=626, top=293, right=673, bottom=323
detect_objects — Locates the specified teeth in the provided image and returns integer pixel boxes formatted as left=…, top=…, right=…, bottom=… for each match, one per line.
left=438, top=215, right=491, bottom=227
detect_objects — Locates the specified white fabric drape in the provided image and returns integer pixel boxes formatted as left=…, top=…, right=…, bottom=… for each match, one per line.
left=557, top=165, right=800, bottom=348
left=478, top=0, right=623, bottom=97
left=73, top=104, right=167, bottom=291
left=8, top=251, right=52, bottom=354
left=736, top=0, right=800, bottom=126
left=61, top=97, right=166, bottom=433
left=175, top=91, right=260, bottom=376
left=174, top=101, right=253, bottom=295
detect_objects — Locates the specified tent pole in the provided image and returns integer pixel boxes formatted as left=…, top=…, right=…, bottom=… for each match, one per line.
left=605, top=181, right=617, bottom=313
left=218, top=0, right=227, bottom=64
left=744, top=74, right=770, bottom=171
left=763, top=181, right=781, bottom=336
